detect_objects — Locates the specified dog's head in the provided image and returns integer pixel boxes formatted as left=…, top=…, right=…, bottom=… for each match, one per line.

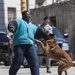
left=46, top=32, right=56, bottom=49
left=46, top=39, right=55, bottom=46
left=45, top=31, right=55, bottom=40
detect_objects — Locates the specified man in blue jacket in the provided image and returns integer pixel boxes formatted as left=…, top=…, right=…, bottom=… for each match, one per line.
left=8, top=10, right=47, bottom=75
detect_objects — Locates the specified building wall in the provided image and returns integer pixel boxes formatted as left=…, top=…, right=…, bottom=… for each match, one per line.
left=35, top=0, right=69, bottom=7
left=0, top=0, right=36, bottom=33
left=29, top=0, right=36, bottom=9
left=4, top=0, right=21, bottom=26
left=3, top=0, right=21, bottom=33
left=30, top=1, right=75, bottom=60
left=0, top=0, right=69, bottom=32
left=0, top=0, right=6, bottom=32
left=0, top=0, right=21, bottom=32
left=42, top=0, right=53, bottom=6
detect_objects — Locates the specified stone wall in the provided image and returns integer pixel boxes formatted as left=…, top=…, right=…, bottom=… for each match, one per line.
left=30, top=1, right=75, bottom=60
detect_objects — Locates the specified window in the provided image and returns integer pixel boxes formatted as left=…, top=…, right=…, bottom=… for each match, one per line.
left=8, top=8, right=16, bottom=22
left=50, top=16, right=56, bottom=26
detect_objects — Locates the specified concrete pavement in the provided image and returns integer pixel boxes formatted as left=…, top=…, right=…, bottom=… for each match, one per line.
left=0, top=65, right=75, bottom=75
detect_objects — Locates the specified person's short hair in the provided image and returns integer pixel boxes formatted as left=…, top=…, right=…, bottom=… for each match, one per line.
left=43, top=16, right=49, bottom=20
left=22, top=10, right=28, bottom=17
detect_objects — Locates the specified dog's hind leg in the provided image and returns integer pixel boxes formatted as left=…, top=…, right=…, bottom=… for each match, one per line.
left=58, top=68, right=62, bottom=75
left=64, top=71, right=68, bottom=75
left=58, top=61, right=63, bottom=75
left=58, top=61, right=68, bottom=75
left=58, top=62, right=63, bottom=75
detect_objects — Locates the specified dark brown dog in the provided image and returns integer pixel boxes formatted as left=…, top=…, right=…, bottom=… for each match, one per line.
left=35, top=34, right=72, bottom=75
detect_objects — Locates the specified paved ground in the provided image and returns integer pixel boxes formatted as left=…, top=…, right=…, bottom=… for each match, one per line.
left=0, top=65, right=75, bottom=75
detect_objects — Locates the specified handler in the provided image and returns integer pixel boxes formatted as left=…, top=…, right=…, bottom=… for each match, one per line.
left=8, top=10, right=47, bottom=75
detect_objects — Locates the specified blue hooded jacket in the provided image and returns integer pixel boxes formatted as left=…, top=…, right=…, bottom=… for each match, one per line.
left=12, top=19, right=37, bottom=46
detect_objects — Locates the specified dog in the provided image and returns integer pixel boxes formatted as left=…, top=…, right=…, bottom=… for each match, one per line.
left=35, top=33, right=72, bottom=75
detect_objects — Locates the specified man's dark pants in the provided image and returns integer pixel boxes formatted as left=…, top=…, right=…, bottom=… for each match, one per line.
left=9, top=44, right=39, bottom=75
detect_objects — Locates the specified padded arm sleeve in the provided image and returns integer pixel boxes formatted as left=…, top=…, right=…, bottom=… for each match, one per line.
left=8, top=21, right=18, bottom=33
